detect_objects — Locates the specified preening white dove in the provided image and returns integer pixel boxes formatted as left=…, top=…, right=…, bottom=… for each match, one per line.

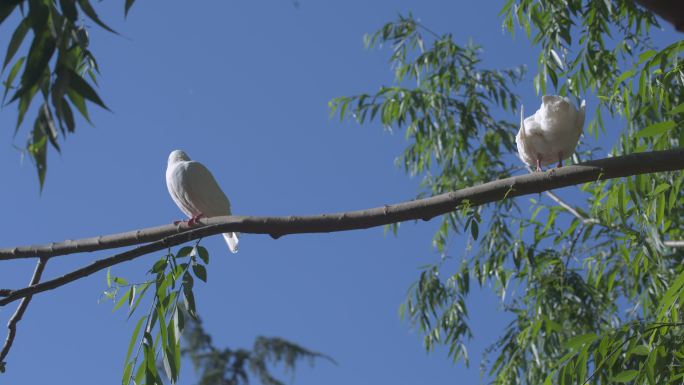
left=166, top=150, right=239, bottom=253
left=516, top=95, right=586, bottom=171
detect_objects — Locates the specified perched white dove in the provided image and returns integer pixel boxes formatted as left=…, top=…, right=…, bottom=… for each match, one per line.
left=516, top=95, right=586, bottom=171
left=166, top=150, right=239, bottom=253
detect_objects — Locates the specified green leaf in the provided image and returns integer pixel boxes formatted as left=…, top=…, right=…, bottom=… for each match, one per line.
left=121, top=361, right=133, bottom=385
left=124, top=0, right=135, bottom=16
left=59, top=0, right=78, bottom=21
left=563, top=333, right=597, bottom=350
left=667, top=102, right=684, bottom=115
left=38, top=103, right=60, bottom=152
left=176, top=246, right=193, bottom=258
left=128, top=282, right=150, bottom=319
left=123, top=315, right=147, bottom=368
left=635, top=120, right=676, bottom=138
left=66, top=86, right=91, bottom=123
left=192, top=264, right=207, bottom=282
left=28, top=118, right=48, bottom=190
left=152, top=258, right=168, bottom=273
left=614, top=69, right=634, bottom=86
left=76, top=0, right=118, bottom=34
left=59, top=99, right=76, bottom=132
left=612, top=370, right=639, bottom=383
left=16, top=84, right=38, bottom=130
left=66, top=68, right=109, bottom=110
left=650, top=183, right=670, bottom=196
left=182, top=285, right=197, bottom=320
left=164, top=317, right=179, bottom=382
left=657, top=269, right=684, bottom=320
left=156, top=305, right=168, bottom=361
left=470, top=220, right=479, bottom=241
left=18, top=24, right=56, bottom=94
left=629, top=345, right=650, bottom=356
left=3, top=56, right=25, bottom=103
left=638, top=49, right=657, bottom=64
left=0, top=0, right=22, bottom=26
left=143, top=332, right=161, bottom=385
left=196, top=246, right=209, bottom=264
left=128, top=285, right=136, bottom=308
left=2, top=16, right=30, bottom=72
left=112, top=287, right=131, bottom=312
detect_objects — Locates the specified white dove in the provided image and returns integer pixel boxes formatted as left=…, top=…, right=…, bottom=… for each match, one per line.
left=516, top=95, right=586, bottom=171
left=166, top=150, right=239, bottom=253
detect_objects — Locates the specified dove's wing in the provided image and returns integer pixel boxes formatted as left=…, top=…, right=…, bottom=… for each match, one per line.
left=516, top=106, right=533, bottom=166
left=182, top=161, right=232, bottom=217
left=166, top=162, right=197, bottom=218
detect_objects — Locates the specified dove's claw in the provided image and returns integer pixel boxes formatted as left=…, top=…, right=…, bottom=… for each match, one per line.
left=557, top=153, right=563, bottom=168
left=173, top=220, right=183, bottom=226
left=188, top=213, right=204, bottom=226
left=535, top=158, right=542, bottom=172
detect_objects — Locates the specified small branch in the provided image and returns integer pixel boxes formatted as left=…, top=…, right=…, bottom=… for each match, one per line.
left=0, top=149, right=681, bottom=307
left=664, top=240, right=684, bottom=248
left=524, top=164, right=600, bottom=225
left=543, top=189, right=600, bottom=225
left=0, top=258, right=48, bottom=366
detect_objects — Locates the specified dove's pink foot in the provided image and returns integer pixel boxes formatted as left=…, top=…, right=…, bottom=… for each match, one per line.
left=535, top=158, right=542, bottom=172
left=188, top=213, right=204, bottom=226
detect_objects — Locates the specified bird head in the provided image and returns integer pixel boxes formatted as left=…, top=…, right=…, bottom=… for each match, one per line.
left=168, top=150, right=191, bottom=164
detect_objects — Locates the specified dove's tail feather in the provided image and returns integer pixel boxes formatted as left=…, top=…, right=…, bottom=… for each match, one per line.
left=223, top=232, right=239, bottom=253
left=577, top=99, right=587, bottom=133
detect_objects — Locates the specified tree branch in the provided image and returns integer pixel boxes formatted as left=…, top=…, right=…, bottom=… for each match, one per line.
left=0, top=258, right=47, bottom=367
left=1, top=149, right=682, bottom=263
left=0, top=149, right=681, bottom=307
left=635, top=0, right=684, bottom=32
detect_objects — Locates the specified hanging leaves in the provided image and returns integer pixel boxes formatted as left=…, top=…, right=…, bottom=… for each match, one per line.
left=1, top=0, right=134, bottom=189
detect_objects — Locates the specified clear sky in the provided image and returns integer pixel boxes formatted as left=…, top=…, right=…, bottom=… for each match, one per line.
left=0, top=1, right=678, bottom=384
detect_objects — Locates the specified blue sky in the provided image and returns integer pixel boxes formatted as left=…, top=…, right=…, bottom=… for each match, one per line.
left=0, top=1, right=679, bottom=384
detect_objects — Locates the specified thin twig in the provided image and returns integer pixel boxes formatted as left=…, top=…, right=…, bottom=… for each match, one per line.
left=544, top=189, right=600, bottom=225
left=524, top=164, right=600, bottom=225
left=664, top=240, right=684, bottom=248
left=0, top=258, right=48, bottom=366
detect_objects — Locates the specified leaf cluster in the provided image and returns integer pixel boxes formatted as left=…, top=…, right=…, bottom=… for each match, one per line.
left=1, top=0, right=133, bottom=189
left=182, top=316, right=334, bottom=385
left=103, top=243, right=209, bottom=385
left=335, top=6, right=683, bottom=385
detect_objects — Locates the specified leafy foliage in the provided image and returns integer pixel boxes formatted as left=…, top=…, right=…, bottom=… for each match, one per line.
left=1, top=0, right=133, bottom=189
left=103, top=242, right=330, bottom=385
left=334, top=5, right=683, bottom=385
left=103, top=243, right=209, bottom=385
left=182, top=315, right=334, bottom=385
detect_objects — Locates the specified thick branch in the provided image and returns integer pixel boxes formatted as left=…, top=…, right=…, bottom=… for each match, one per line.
left=1, top=149, right=682, bottom=263
left=636, top=0, right=684, bottom=32
left=0, top=149, right=681, bottom=307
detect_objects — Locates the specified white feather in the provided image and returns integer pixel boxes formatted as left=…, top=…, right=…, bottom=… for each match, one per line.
left=166, top=150, right=239, bottom=253
left=515, top=95, right=586, bottom=170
